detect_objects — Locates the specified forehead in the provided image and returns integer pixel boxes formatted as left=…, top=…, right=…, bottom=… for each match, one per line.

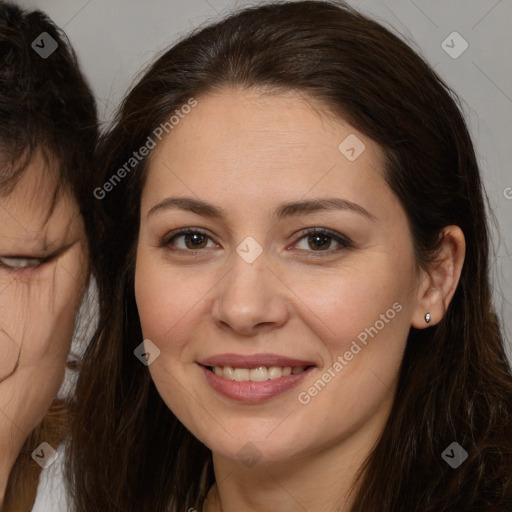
left=143, top=88, right=390, bottom=216
left=0, top=152, right=80, bottom=249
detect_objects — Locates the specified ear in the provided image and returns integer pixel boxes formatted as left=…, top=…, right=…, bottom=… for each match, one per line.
left=411, top=225, right=466, bottom=328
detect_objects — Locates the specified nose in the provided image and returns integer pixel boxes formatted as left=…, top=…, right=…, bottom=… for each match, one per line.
left=211, top=250, right=290, bottom=337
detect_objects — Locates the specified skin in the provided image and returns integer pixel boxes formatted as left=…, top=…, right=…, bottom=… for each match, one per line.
left=135, top=88, right=465, bottom=512
left=0, top=152, right=88, bottom=504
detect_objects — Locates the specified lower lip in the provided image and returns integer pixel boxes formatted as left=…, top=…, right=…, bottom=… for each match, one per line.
left=199, top=364, right=314, bottom=403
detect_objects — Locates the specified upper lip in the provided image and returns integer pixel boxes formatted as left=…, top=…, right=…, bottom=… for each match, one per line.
left=198, top=353, right=316, bottom=369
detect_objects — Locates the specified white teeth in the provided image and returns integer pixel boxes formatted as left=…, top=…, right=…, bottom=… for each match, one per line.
left=249, top=367, right=268, bottom=382
left=211, top=365, right=307, bottom=382
left=234, top=368, right=250, bottom=381
left=223, top=366, right=235, bottom=380
left=268, top=366, right=283, bottom=380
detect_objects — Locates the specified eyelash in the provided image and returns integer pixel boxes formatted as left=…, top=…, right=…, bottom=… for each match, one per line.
left=161, top=227, right=354, bottom=257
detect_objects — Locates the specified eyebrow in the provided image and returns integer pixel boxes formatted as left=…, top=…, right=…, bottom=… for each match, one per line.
left=147, top=196, right=377, bottom=222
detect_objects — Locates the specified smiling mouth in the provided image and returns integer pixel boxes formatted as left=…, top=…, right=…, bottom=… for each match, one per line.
left=204, top=365, right=314, bottom=382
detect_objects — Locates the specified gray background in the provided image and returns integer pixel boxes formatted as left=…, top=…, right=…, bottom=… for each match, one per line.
left=18, top=0, right=512, bottom=352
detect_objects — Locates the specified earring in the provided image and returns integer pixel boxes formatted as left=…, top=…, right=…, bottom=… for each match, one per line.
left=425, top=312, right=431, bottom=323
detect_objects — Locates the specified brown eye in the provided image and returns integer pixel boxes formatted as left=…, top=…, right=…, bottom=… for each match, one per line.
left=306, top=233, right=333, bottom=250
left=294, top=228, right=353, bottom=254
left=164, top=229, right=218, bottom=251
left=182, top=232, right=208, bottom=249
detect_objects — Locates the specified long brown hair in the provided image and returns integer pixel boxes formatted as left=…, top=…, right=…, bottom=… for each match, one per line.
left=67, top=1, right=512, bottom=510
left=0, top=2, right=97, bottom=509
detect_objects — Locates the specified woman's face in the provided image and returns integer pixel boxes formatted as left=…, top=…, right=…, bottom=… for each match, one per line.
left=135, top=89, right=424, bottom=465
left=0, top=152, right=87, bottom=439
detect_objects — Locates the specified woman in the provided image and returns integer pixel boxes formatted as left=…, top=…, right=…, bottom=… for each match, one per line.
left=0, top=3, right=97, bottom=509
left=68, top=1, right=512, bottom=510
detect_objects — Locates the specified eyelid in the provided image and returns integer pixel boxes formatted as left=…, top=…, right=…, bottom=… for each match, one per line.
left=0, top=256, right=45, bottom=270
left=162, top=227, right=216, bottom=246
left=0, top=242, right=74, bottom=271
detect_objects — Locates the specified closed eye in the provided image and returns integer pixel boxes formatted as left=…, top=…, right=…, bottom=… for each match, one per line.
left=0, top=243, right=74, bottom=271
left=0, top=256, right=44, bottom=270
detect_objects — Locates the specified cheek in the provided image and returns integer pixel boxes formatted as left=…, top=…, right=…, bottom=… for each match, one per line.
left=0, top=303, right=20, bottom=378
left=134, top=255, right=200, bottom=418
left=291, top=256, right=412, bottom=350
left=49, top=244, right=89, bottom=344
left=286, top=254, right=414, bottom=424
left=286, top=265, right=413, bottom=447
left=0, top=251, right=86, bottom=382
left=134, top=249, right=201, bottom=346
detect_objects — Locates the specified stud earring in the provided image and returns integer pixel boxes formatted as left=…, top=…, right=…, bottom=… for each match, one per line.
left=425, top=312, right=431, bottom=323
